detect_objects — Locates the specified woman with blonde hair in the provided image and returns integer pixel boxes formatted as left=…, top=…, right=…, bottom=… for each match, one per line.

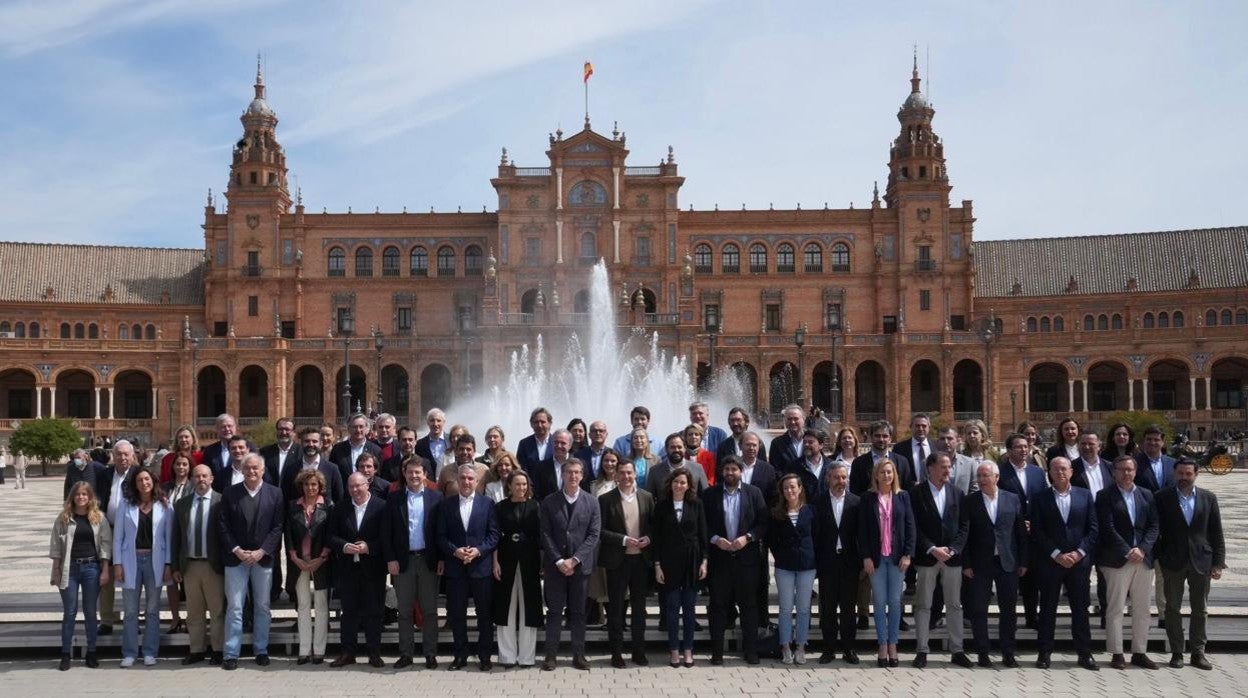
left=858, top=458, right=915, bottom=667
left=626, top=428, right=659, bottom=490
left=484, top=451, right=518, bottom=503
left=476, top=425, right=507, bottom=468
left=159, top=425, right=202, bottom=485
left=959, top=419, right=1001, bottom=463
left=50, top=482, right=112, bottom=670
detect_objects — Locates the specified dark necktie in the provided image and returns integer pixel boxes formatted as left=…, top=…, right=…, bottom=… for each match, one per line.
left=193, top=496, right=205, bottom=558
left=917, top=441, right=926, bottom=474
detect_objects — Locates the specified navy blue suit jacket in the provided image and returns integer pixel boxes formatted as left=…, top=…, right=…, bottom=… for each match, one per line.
left=857, top=490, right=916, bottom=566
left=1029, top=486, right=1098, bottom=570
left=909, top=482, right=969, bottom=567
left=1071, top=456, right=1113, bottom=493
left=381, top=487, right=443, bottom=572
left=218, top=481, right=285, bottom=566
left=997, top=462, right=1047, bottom=513
left=437, top=494, right=499, bottom=579
left=515, top=434, right=550, bottom=473
left=960, top=490, right=1028, bottom=574
left=328, top=440, right=382, bottom=489
left=1095, top=485, right=1159, bottom=568
left=1133, top=453, right=1177, bottom=492
left=768, top=432, right=804, bottom=475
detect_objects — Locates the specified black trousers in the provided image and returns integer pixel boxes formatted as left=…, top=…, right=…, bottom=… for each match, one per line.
left=817, top=553, right=859, bottom=653
left=447, top=575, right=493, bottom=661
left=709, top=558, right=760, bottom=656
left=337, top=562, right=384, bottom=656
left=967, top=558, right=1019, bottom=655
left=1036, top=561, right=1091, bottom=656
left=606, top=555, right=650, bottom=655
left=1019, top=566, right=1038, bottom=624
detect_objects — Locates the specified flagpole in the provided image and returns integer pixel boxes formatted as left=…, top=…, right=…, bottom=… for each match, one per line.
left=584, top=76, right=589, bottom=126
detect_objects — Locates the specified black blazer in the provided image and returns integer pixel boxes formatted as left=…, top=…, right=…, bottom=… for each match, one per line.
left=278, top=458, right=345, bottom=506
left=597, top=488, right=655, bottom=570
left=258, top=442, right=296, bottom=487
left=768, top=432, right=804, bottom=474
left=811, top=490, right=861, bottom=574
left=849, top=452, right=914, bottom=495
left=532, top=457, right=580, bottom=502
left=702, top=483, right=768, bottom=568
left=1071, top=456, right=1113, bottom=493
left=1095, top=485, right=1159, bottom=568
left=538, top=490, right=601, bottom=573
left=329, top=495, right=387, bottom=576
left=857, top=490, right=917, bottom=566
left=202, top=439, right=257, bottom=475
left=1029, top=486, right=1098, bottom=571
left=328, top=440, right=383, bottom=487
left=63, top=460, right=109, bottom=500
left=650, top=497, right=707, bottom=589
left=791, top=457, right=832, bottom=499
left=284, top=499, right=333, bottom=588
left=961, top=490, right=1028, bottom=574
left=381, top=487, right=442, bottom=572
left=740, top=460, right=779, bottom=505
left=909, top=482, right=968, bottom=567
left=892, top=439, right=931, bottom=485
left=436, top=494, right=499, bottom=579
left=515, top=434, right=551, bottom=473
left=1154, top=486, right=1225, bottom=575
left=170, top=490, right=223, bottom=574
left=96, top=466, right=134, bottom=517
left=218, top=481, right=285, bottom=567
left=714, top=435, right=768, bottom=469
left=767, top=505, right=817, bottom=571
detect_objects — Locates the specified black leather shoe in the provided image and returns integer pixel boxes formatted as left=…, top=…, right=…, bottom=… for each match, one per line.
left=369, top=655, right=386, bottom=668
left=425, top=655, right=438, bottom=669
left=708, top=653, right=723, bottom=666
left=449, top=657, right=468, bottom=671
left=255, top=654, right=270, bottom=667
left=951, top=652, right=973, bottom=668
left=744, top=653, right=760, bottom=665
left=876, top=657, right=887, bottom=668
left=222, top=658, right=238, bottom=671
left=977, top=654, right=994, bottom=668
left=296, top=656, right=310, bottom=666
left=1077, top=654, right=1100, bottom=671
left=98, top=623, right=113, bottom=636
left=541, top=656, right=556, bottom=671
left=1131, top=653, right=1158, bottom=670
left=818, top=652, right=833, bottom=664
left=182, top=653, right=205, bottom=666
left=887, top=657, right=899, bottom=668
left=612, top=654, right=627, bottom=668
left=330, top=654, right=356, bottom=668
left=843, top=651, right=859, bottom=665
left=899, top=618, right=910, bottom=631
left=857, top=615, right=869, bottom=630
left=479, top=659, right=493, bottom=671
left=572, top=655, right=590, bottom=671
left=1191, top=654, right=1212, bottom=671
left=632, top=653, right=648, bottom=666
left=209, top=652, right=223, bottom=666
left=1035, top=654, right=1050, bottom=669
left=912, top=653, right=927, bottom=668
left=1110, top=654, right=1127, bottom=670
left=393, top=655, right=412, bottom=669
left=58, top=656, right=71, bottom=671
left=85, top=652, right=99, bottom=668
left=1169, top=653, right=1184, bottom=669
left=1157, top=618, right=1166, bottom=629
left=1002, top=653, right=1019, bottom=668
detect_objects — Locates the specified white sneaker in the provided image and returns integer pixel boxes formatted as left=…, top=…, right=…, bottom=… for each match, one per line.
left=781, top=645, right=794, bottom=664
left=793, top=647, right=806, bottom=665
left=120, top=657, right=135, bottom=668
left=143, top=656, right=157, bottom=666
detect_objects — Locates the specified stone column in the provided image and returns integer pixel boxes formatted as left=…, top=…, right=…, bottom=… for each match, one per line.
left=1128, top=380, right=1135, bottom=412
left=151, top=387, right=158, bottom=419
left=1141, top=378, right=1149, bottom=411
left=1067, top=380, right=1075, bottom=413
left=1190, top=377, right=1197, bottom=411
left=107, top=387, right=115, bottom=420
left=1205, top=377, right=1212, bottom=411
left=1024, top=382, right=1030, bottom=413
left=49, top=388, right=56, bottom=418
left=94, top=387, right=101, bottom=419
left=36, top=387, right=43, bottom=418
left=1081, top=381, right=1089, bottom=413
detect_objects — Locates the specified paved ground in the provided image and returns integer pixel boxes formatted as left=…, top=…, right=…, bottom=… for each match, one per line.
left=4, top=473, right=1248, bottom=694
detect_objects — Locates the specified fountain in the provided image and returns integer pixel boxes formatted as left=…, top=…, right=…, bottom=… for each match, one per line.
left=450, top=261, right=747, bottom=451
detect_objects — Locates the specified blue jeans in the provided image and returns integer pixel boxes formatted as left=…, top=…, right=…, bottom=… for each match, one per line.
left=869, top=558, right=903, bottom=644
left=663, top=587, right=697, bottom=651
left=223, top=563, right=273, bottom=659
left=122, top=551, right=161, bottom=659
left=774, top=568, right=816, bottom=646
left=60, top=559, right=101, bottom=654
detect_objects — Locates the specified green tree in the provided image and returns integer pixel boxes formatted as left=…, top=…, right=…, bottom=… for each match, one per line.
left=245, top=421, right=276, bottom=449
left=1101, top=410, right=1173, bottom=441
left=9, top=418, right=84, bottom=477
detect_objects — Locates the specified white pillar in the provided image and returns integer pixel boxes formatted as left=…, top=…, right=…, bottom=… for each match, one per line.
left=49, top=389, right=56, bottom=418
left=612, top=219, right=621, bottom=264
left=555, top=219, right=564, bottom=264
left=1081, top=381, right=1089, bottom=412
left=35, top=388, right=42, bottom=418
left=555, top=167, right=563, bottom=210
left=1205, top=377, right=1212, bottom=410
left=108, top=387, right=115, bottom=420
left=94, top=387, right=101, bottom=419
left=612, top=167, right=620, bottom=210
left=1141, top=378, right=1149, bottom=411
left=1067, top=380, right=1075, bottom=413
left=1190, top=377, right=1198, bottom=410
left=1128, top=380, right=1135, bottom=412
left=1024, top=381, right=1030, bottom=413
left=151, top=387, right=158, bottom=419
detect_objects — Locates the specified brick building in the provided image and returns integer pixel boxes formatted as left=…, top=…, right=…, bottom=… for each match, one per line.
left=0, top=61, right=1245, bottom=446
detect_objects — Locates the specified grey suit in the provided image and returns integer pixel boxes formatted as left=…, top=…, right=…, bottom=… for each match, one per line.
left=644, top=458, right=709, bottom=498
left=539, top=490, right=602, bottom=658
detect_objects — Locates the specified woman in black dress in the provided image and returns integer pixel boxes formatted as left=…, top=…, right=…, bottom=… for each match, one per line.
left=651, top=466, right=707, bottom=668
left=492, top=469, right=543, bottom=668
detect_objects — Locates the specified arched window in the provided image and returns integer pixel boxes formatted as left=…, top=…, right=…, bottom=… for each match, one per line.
left=0, top=321, right=10, bottom=334
left=465, top=245, right=483, bottom=276
left=1083, top=314, right=1095, bottom=331
left=1039, top=317, right=1050, bottom=332
left=1053, top=316, right=1065, bottom=332
left=327, top=247, right=346, bottom=277
left=579, top=233, right=597, bottom=260
left=1159, top=312, right=1171, bottom=328
left=568, top=180, right=607, bottom=206
left=803, top=243, right=822, bottom=272
left=748, top=244, right=767, bottom=273
left=830, top=243, right=850, bottom=272
left=721, top=244, right=740, bottom=273
left=145, top=324, right=156, bottom=340
left=694, top=244, right=712, bottom=273
left=1143, top=312, right=1155, bottom=328
left=776, top=243, right=795, bottom=273
left=75, top=323, right=86, bottom=339
left=131, top=324, right=141, bottom=340
left=1238, top=309, right=1248, bottom=325
left=1206, top=309, right=1218, bottom=326
left=1026, top=317, right=1038, bottom=333
left=410, top=247, right=428, bottom=277
left=381, top=246, right=400, bottom=276
left=1111, top=314, right=1123, bottom=329
left=354, top=247, right=374, bottom=277
left=118, top=324, right=129, bottom=339
left=88, top=323, right=98, bottom=339
left=437, top=246, right=455, bottom=277
left=1097, top=314, right=1108, bottom=330
left=29, top=322, right=40, bottom=338
left=1221, top=309, right=1233, bottom=326
left=1173, top=311, right=1184, bottom=328
left=12, top=322, right=22, bottom=338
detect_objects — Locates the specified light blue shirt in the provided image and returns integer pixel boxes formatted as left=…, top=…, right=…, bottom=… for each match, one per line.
left=406, top=488, right=426, bottom=551
left=1119, top=486, right=1137, bottom=546
left=429, top=436, right=448, bottom=464
left=1178, top=488, right=1196, bottom=526
left=721, top=487, right=741, bottom=542
left=1150, top=458, right=1163, bottom=487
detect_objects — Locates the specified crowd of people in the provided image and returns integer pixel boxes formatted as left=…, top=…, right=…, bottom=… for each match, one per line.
left=48, top=406, right=1225, bottom=674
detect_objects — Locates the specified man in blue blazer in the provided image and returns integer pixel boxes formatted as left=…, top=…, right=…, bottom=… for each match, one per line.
left=516, top=406, right=554, bottom=473
left=1134, top=425, right=1176, bottom=622
left=961, top=461, right=1028, bottom=668
left=1095, top=455, right=1160, bottom=670
left=437, top=464, right=499, bottom=671
left=538, top=458, right=601, bottom=671
left=1029, top=457, right=1100, bottom=671
left=383, top=458, right=443, bottom=669
left=999, top=433, right=1048, bottom=629
left=704, top=456, right=769, bottom=665
left=201, top=414, right=256, bottom=478
left=1071, top=431, right=1114, bottom=621
left=217, top=453, right=284, bottom=670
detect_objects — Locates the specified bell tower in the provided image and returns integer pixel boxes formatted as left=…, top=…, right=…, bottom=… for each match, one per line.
left=883, top=51, right=950, bottom=208
left=225, top=57, right=291, bottom=212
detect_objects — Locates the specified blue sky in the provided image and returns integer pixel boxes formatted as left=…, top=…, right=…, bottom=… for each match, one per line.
left=0, top=0, right=1243, bottom=248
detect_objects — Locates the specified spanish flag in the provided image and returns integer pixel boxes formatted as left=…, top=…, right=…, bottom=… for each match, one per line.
left=583, top=61, right=594, bottom=83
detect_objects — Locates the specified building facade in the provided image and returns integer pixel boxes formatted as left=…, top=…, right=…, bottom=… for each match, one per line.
left=1, top=62, right=1245, bottom=446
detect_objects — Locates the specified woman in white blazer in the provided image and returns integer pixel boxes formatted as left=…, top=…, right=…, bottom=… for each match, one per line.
left=111, top=465, right=172, bottom=667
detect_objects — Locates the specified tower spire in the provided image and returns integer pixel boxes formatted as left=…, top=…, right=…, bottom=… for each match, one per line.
left=911, top=44, right=921, bottom=94
left=254, top=53, right=265, bottom=100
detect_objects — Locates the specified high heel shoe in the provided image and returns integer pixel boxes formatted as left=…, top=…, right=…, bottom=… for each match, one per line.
left=877, top=656, right=888, bottom=668
left=167, top=619, right=187, bottom=634
left=888, top=657, right=899, bottom=668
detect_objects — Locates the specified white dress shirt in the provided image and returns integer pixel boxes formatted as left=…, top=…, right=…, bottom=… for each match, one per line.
left=459, top=494, right=475, bottom=531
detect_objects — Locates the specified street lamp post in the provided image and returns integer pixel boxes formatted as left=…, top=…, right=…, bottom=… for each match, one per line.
left=190, top=338, right=199, bottom=426
left=340, top=309, right=354, bottom=424
left=794, top=323, right=807, bottom=407
left=167, top=395, right=175, bottom=441
left=1010, top=388, right=1018, bottom=429
left=980, top=315, right=996, bottom=432
left=373, top=328, right=384, bottom=415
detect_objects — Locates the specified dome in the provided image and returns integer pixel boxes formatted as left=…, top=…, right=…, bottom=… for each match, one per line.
left=246, top=97, right=275, bottom=118
left=903, top=90, right=930, bottom=111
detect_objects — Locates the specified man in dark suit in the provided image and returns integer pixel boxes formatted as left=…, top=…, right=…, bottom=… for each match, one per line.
left=1071, top=430, right=1113, bottom=621
left=961, top=461, right=1028, bottom=668
left=644, top=433, right=709, bottom=497
left=703, top=456, right=769, bottom=665
left=329, top=414, right=382, bottom=487
left=280, top=427, right=345, bottom=505
left=437, top=463, right=499, bottom=670
left=370, top=413, right=399, bottom=464
left=892, top=413, right=933, bottom=487
left=715, top=407, right=768, bottom=468
left=63, top=448, right=108, bottom=499
left=328, top=472, right=388, bottom=668
left=355, top=452, right=391, bottom=501
left=533, top=429, right=576, bottom=501
left=413, top=408, right=449, bottom=467
left=383, top=457, right=443, bottom=669
left=258, top=418, right=297, bottom=487
left=735, top=431, right=777, bottom=629
left=170, top=464, right=225, bottom=665
left=538, top=458, right=601, bottom=671
left=792, top=429, right=832, bottom=496
left=574, top=420, right=610, bottom=479
left=1134, top=425, right=1176, bottom=621
left=812, top=461, right=861, bottom=664
left=1029, top=457, right=1100, bottom=671
left=515, top=406, right=554, bottom=473
left=910, top=452, right=972, bottom=668
left=201, top=414, right=256, bottom=477
left=597, top=459, right=654, bottom=668
left=768, top=404, right=806, bottom=474
left=850, top=420, right=912, bottom=495
left=1096, top=454, right=1160, bottom=670
left=218, top=453, right=284, bottom=670
left=1155, top=457, right=1225, bottom=671
left=999, top=433, right=1048, bottom=628
left=382, top=426, right=419, bottom=483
